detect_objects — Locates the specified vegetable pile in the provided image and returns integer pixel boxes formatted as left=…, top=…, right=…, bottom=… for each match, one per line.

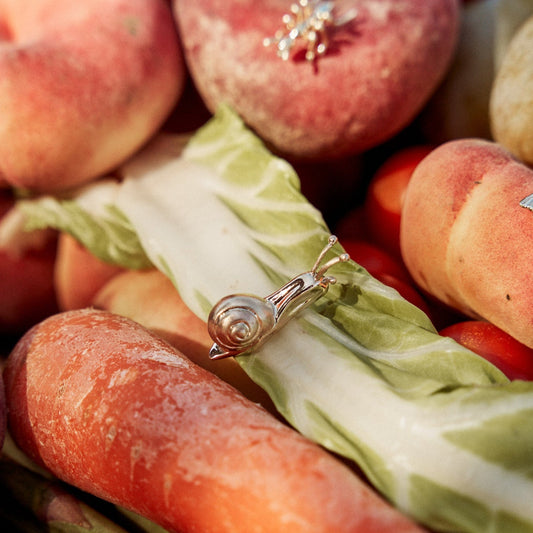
left=14, top=106, right=533, bottom=533
left=2, top=1, right=533, bottom=532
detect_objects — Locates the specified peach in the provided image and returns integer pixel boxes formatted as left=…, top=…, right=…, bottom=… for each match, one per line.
left=93, top=269, right=277, bottom=413
left=0, top=243, right=59, bottom=335
left=491, top=15, right=533, bottom=166
left=0, top=191, right=59, bottom=334
left=400, top=139, right=533, bottom=348
left=173, top=0, right=459, bottom=160
left=0, top=0, right=186, bottom=192
left=53, top=233, right=124, bottom=311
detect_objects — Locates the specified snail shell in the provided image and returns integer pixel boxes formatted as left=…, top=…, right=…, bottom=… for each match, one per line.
left=207, top=294, right=277, bottom=354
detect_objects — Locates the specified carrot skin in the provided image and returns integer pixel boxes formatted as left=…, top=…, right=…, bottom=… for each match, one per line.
left=4, top=309, right=424, bottom=533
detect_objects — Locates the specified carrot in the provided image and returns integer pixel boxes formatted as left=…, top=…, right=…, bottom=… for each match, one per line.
left=3, top=309, right=424, bottom=533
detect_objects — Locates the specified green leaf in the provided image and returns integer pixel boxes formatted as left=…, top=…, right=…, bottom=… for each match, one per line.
left=19, top=181, right=151, bottom=270
left=16, top=106, right=533, bottom=533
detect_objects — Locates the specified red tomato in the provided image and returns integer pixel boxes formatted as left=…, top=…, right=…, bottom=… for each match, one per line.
left=340, top=239, right=411, bottom=283
left=439, top=321, right=533, bottom=381
left=364, top=146, right=433, bottom=258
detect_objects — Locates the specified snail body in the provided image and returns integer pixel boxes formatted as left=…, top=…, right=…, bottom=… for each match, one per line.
left=208, top=236, right=350, bottom=360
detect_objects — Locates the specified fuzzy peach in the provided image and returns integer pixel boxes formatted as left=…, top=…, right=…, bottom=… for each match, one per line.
left=0, top=0, right=185, bottom=192
left=0, top=191, right=58, bottom=334
left=400, top=138, right=533, bottom=348
left=174, top=0, right=459, bottom=160
left=53, top=233, right=124, bottom=311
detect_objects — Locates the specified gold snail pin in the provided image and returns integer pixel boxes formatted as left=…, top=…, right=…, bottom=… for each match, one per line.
left=207, top=235, right=350, bottom=360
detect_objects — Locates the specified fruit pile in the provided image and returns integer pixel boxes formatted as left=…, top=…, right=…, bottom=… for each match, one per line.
left=1, top=1, right=533, bottom=532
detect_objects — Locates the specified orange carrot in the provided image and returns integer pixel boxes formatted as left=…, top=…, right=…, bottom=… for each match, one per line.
left=4, top=309, right=424, bottom=533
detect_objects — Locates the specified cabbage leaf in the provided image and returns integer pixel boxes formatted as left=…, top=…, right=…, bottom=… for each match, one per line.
left=19, top=106, right=533, bottom=533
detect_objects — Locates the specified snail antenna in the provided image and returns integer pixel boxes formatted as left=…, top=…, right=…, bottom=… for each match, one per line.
left=311, top=235, right=338, bottom=273
left=315, top=253, right=350, bottom=280
left=312, top=235, right=350, bottom=279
